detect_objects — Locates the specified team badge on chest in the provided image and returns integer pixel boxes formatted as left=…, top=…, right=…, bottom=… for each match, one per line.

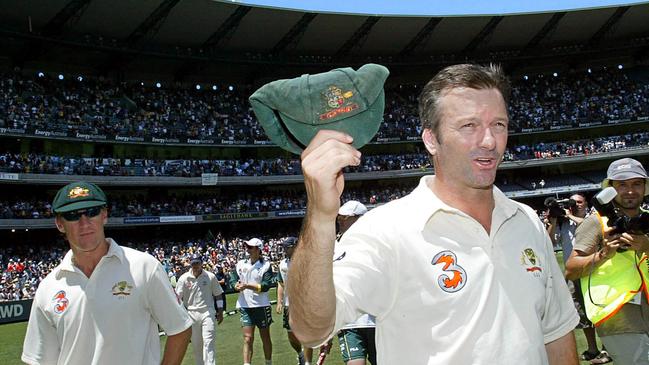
left=521, top=248, right=542, bottom=277
left=111, top=281, right=133, bottom=298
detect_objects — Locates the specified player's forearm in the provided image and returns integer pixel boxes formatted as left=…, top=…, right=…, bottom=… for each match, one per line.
left=567, top=212, right=584, bottom=225
left=276, top=283, right=284, bottom=304
left=288, top=212, right=337, bottom=347
left=161, top=327, right=191, bottom=365
left=565, top=250, right=605, bottom=280
left=546, top=220, right=557, bottom=244
left=545, top=332, right=578, bottom=365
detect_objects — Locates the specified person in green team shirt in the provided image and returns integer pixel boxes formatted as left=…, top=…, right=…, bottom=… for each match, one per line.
left=229, top=238, right=275, bottom=365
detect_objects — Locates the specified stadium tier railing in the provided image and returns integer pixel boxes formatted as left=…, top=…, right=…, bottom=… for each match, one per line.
left=1, top=146, right=647, bottom=187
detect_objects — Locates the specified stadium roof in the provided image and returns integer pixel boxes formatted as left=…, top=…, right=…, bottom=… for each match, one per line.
left=1, top=0, right=648, bottom=82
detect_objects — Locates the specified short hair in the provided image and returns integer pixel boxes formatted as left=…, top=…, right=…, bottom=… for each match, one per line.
left=418, top=64, right=511, bottom=136
left=570, top=193, right=586, bottom=202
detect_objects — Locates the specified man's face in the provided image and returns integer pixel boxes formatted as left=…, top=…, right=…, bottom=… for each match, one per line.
left=284, top=246, right=295, bottom=258
left=337, top=215, right=360, bottom=235
left=570, top=194, right=588, bottom=216
left=191, top=262, right=202, bottom=275
left=246, top=245, right=259, bottom=257
left=55, top=207, right=108, bottom=253
left=423, top=87, right=508, bottom=191
left=612, top=178, right=646, bottom=210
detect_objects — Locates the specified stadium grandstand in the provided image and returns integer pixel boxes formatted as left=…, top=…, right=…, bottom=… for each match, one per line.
left=1, top=0, right=649, bottom=363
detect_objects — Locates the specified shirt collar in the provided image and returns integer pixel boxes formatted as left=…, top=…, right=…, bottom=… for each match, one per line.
left=410, top=175, right=521, bottom=231
left=56, top=238, right=124, bottom=279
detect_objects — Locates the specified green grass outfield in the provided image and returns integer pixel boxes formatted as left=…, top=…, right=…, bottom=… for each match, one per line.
left=1, top=252, right=610, bottom=364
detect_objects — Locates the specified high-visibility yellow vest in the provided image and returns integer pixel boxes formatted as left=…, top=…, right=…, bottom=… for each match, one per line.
left=580, top=214, right=649, bottom=326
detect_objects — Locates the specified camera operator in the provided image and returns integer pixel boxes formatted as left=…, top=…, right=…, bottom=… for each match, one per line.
left=566, top=158, right=649, bottom=364
left=547, top=194, right=612, bottom=363
left=547, top=194, right=588, bottom=255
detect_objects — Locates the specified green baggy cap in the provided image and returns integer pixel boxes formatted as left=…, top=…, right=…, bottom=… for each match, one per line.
left=249, top=63, right=389, bottom=155
left=52, top=181, right=107, bottom=213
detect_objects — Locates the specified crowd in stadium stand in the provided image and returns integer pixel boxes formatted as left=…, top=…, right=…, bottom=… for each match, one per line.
left=5, top=199, right=649, bottom=302
left=0, top=233, right=291, bottom=302
left=0, top=185, right=413, bottom=219
left=2, top=66, right=649, bottom=302
left=1, top=131, right=648, bottom=177
left=2, top=67, right=649, bottom=143
left=0, top=166, right=621, bottom=219
left=508, top=68, right=649, bottom=130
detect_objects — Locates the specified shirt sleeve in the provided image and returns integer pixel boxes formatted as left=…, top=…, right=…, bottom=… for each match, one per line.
left=259, top=264, right=274, bottom=292
left=228, top=266, right=240, bottom=289
left=276, top=269, right=284, bottom=284
left=21, top=293, right=60, bottom=365
left=174, top=275, right=185, bottom=300
left=146, top=261, right=192, bottom=336
left=211, top=274, right=224, bottom=297
left=573, top=214, right=602, bottom=254
left=540, top=234, right=580, bottom=343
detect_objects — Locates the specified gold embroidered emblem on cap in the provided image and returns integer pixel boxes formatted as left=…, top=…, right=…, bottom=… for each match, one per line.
left=324, top=86, right=345, bottom=108
left=68, top=187, right=90, bottom=199
left=320, top=85, right=359, bottom=120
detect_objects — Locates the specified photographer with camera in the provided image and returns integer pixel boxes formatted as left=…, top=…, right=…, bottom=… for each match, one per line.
left=547, top=194, right=612, bottom=363
left=566, top=158, right=649, bottom=364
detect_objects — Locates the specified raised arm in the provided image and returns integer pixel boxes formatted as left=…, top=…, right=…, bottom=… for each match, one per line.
left=565, top=216, right=617, bottom=280
left=288, top=130, right=361, bottom=347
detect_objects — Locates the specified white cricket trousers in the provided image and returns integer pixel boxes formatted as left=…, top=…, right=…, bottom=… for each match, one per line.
left=188, top=310, right=217, bottom=365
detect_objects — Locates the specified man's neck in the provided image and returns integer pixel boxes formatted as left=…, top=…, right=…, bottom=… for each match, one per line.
left=428, top=177, right=495, bottom=233
left=620, top=206, right=641, bottom=218
left=72, top=239, right=109, bottom=278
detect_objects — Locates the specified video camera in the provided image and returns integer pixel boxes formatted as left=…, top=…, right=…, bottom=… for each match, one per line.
left=592, top=187, right=649, bottom=250
left=544, top=197, right=577, bottom=219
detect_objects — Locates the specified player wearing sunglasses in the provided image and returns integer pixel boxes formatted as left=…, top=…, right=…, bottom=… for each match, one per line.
left=22, top=181, right=193, bottom=365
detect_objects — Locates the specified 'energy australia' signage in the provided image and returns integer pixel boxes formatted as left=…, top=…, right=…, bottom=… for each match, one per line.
left=34, top=130, right=68, bottom=138
left=76, top=132, right=107, bottom=140
left=0, top=127, right=26, bottom=134
left=187, top=139, right=215, bottom=145
left=115, top=135, right=145, bottom=142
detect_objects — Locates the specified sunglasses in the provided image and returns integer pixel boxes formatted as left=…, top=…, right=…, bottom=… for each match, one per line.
left=61, top=206, right=103, bottom=221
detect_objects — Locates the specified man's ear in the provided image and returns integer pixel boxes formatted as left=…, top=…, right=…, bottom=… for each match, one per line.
left=422, top=128, right=438, bottom=156
left=54, top=216, right=65, bottom=233
left=101, top=208, right=108, bottom=225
